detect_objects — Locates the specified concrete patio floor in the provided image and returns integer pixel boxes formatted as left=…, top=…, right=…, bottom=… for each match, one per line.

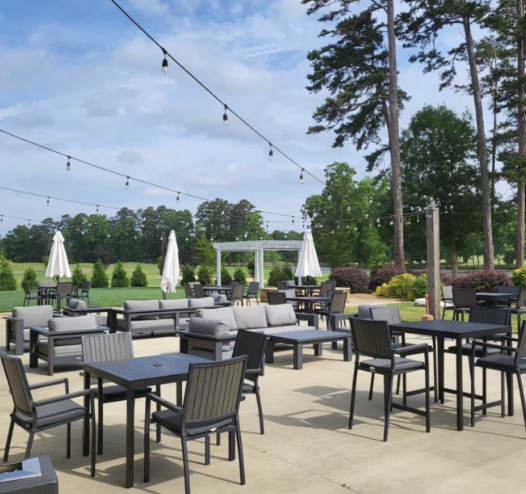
left=1, top=320, right=525, bottom=494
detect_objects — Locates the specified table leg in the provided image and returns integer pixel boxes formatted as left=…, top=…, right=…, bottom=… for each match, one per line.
left=456, top=338, right=464, bottom=431
left=293, top=344, right=303, bottom=370
left=343, top=338, right=352, bottom=362
left=314, top=343, right=323, bottom=356
left=29, top=331, right=38, bottom=368
left=506, top=331, right=514, bottom=416
left=126, top=389, right=135, bottom=488
left=265, top=340, right=275, bottom=364
left=176, top=382, right=183, bottom=406
left=83, top=371, right=90, bottom=457
left=438, top=337, right=445, bottom=404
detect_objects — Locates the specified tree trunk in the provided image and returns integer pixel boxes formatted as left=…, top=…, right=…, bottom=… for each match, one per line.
left=463, top=16, right=494, bottom=269
left=387, top=0, right=405, bottom=270
left=450, top=239, right=458, bottom=276
left=516, top=0, right=526, bottom=268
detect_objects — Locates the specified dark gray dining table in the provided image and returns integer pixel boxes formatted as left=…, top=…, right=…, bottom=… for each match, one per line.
left=476, top=292, right=517, bottom=307
left=202, top=286, right=233, bottom=294
left=293, top=285, right=321, bottom=296
left=391, top=320, right=512, bottom=431
left=285, top=296, right=331, bottom=313
left=83, top=353, right=209, bottom=488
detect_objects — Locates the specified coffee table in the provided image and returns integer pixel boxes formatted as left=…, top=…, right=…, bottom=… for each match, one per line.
left=265, top=330, right=352, bottom=369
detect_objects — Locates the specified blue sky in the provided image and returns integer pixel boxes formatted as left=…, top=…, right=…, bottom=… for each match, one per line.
left=0, top=0, right=487, bottom=236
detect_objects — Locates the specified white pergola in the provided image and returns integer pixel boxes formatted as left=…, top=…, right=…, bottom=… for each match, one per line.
left=212, top=240, right=303, bottom=288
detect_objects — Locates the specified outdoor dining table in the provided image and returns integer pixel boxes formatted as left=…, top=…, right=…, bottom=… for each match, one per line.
left=83, top=353, right=209, bottom=488
left=476, top=292, right=517, bottom=307
left=37, top=286, right=56, bottom=305
left=285, top=296, right=331, bottom=313
left=202, top=285, right=233, bottom=294
left=293, top=284, right=321, bottom=296
left=390, top=320, right=512, bottom=431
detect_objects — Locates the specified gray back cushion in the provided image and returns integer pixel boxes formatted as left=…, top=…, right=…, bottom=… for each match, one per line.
left=189, top=317, right=230, bottom=336
left=159, top=299, right=189, bottom=310
left=124, top=300, right=160, bottom=320
left=188, top=297, right=215, bottom=308
left=265, top=304, right=297, bottom=327
left=357, top=305, right=380, bottom=319
left=233, top=306, right=268, bottom=330
left=48, top=315, right=98, bottom=332
left=211, top=293, right=228, bottom=304
left=13, top=306, right=54, bottom=328
left=67, top=299, right=88, bottom=310
left=195, top=308, right=238, bottom=330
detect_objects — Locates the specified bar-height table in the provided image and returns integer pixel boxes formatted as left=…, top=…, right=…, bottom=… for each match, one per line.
left=83, top=353, right=209, bottom=488
left=391, top=320, right=512, bottom=431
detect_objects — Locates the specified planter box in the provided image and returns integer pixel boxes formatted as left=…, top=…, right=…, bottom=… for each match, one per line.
left=0, top=456, right=58, bottom=494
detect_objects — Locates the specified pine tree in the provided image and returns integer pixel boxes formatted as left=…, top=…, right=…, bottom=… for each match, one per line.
left=72, top=264, right=87, bottom=287
left=91, top=260, right=109, bottom=288
left=21, top=267, right=37, bottom=290
left=111, top=261, right=130, bottom=288
left=0, top=255, right=17, bottom=291
left=131, top=263, right=148, bottom=287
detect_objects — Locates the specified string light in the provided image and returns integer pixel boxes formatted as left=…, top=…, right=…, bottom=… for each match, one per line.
left=125, top=177, right=130, bottom=189
left=268, top=143, right=274, bottom=162
left=66, top=156, right=71, bottom=171
left=292, top=216, right=295, bottom=224
left=223, top=105, right=229, bottom=127
left=300, top=169, right=304, bottom=185
left=161, top=48, right=168, bottom=75
left=390, top=220, right=394, bottom=225
left=177, top=192, right=180, bottom=203
left=96, top=205, right=99, bottom=213
left=0, top=216, right=2, bottom=223
left=46, top=197, right=50, bottom=206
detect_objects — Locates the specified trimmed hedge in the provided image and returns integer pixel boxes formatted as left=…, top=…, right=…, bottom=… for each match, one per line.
left=131, top=263, right=148, bottom=287
left=369, top=265, right=406, bottom=291
left=181, top=265, right=196, bottom=284
left=448, top=270, right=511, bottom=292
left=197, top=265, right=212, bottom=286
left=233, top=268, right=247, bottom=284
left=220, top=265, right=232, bottom=286
left=72, top=264, right=87, bottom=287
left=22, top=267, right=38, bottom=290
left=111, top=261, right=130, bottom=288
left=0, top=255, right=17, bottom=291
left=330, top=267, right=370, bottom=293
left=91, top=260, right=109, bottom=288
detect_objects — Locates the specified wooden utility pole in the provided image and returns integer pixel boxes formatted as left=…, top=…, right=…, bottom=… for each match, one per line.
left=426, top=202, right=440, bottom=319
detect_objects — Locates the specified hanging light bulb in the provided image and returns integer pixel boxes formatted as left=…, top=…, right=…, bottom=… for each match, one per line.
left=377, top=218, right=380, bottom=227
left=0, top=215, right=3, bottom=223
left=96, top=205, right=99, bottom=213
left=268, top=143, right=274, bottom=161
left=355, top=226, right=358, bottom=231
left=125, top=177, right=130, bottom=189
left=417, top=216, right=420, bottom=223
left=390, top=220, right=394, bottom=225
left=292, top=216, right=295, bottom=224
left=177, top=192, right=180, bottom=203
left=161, top=48, right=168, bottom=75
left=66, top=156, right=71, bottom=171
left=46, top=197, right=50, bottom=206
left=223, top=104, right=229, bottom=127
left=369, top=199, right=373, bottom=204
left=300, top=168, right=304, bottom=184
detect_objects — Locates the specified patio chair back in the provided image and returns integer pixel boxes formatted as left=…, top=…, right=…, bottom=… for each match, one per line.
left=37, top=281, right=53, bottom=288
left=453, top=288, right=477, bottom=309
left=233, top=330, right=267, bottom=375
left=21, top=282, right=31, bottom=296
left=498, top=285, right=519, bottom=295
left=268, top=292, right=287, bottom=305
left=369, top=306, right=402, bottom=326
left=56, top=281, right=74, bottom=296
left=517, top=288, right=526, bottom=309
left=516, top=321, right=526, bottom=362
left=183, top=356, right=247, bottom=428
left=277, top=281, right=289, bottom=291
left=320, top=281, right=337, bottom=296
left=247, top=282, right=259, bottom=296
left=183, top=283, right=194, bottom=298
left=350, top=318, right=394, bottom=360
left=82, top=333, right=134, bottom=364
left=193, top=283, right=205, bottom=298
left=328, top=291, right=347, bottom=314
left=230, top=283, right=245, bottom=302
left=469, top=307, right=511, bottom=326
left=442, top=286, right=453, bottom=301
left=0, top=352, right=33, bottom=416
left=80, top=281, right=91, bottom=292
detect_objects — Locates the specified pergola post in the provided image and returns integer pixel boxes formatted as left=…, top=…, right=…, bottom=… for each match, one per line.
left=258, top=248, right=265, bottom=288
left=427, top=202, right=440, bottom=319
left=216, top=248, right=222, bottom=286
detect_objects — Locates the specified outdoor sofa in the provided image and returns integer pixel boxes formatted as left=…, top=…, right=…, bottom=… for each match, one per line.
left=29, top=314, right=105, bottom=375
left=179, top=303, right=318, bottom=360
left=109, top=295, right=229, bottom=337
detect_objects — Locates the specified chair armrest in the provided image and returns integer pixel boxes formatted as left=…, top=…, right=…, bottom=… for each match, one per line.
left=146, top=393, right=183, bottom=414
left=500, top=336, right=519, bottom=342
left=3, top=316, right=22, bottom=323
left=470, top=340, right=508, bottom=351
left=396, top=344, right=428, bottom=355
left=33, top=389, right=94, bottom=407
left=296, top=313, right=316, bottom=325
left=30, top=378, right=69, bottom=393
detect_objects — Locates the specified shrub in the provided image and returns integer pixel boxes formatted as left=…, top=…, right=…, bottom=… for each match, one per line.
left=247, top=259, right=255, bottom=278
left=41, top=255, right=49, bottom=268
left=0, top=255, right=17, bottom=291
left=409, top=269, right=451, bottom=285
left=375, top=273, right=416, bottom=300
left=72, top=264, right=87, bottom=287
left=197, top=265, right=212, bottom=285
left=111, top=261, right=130, bottom=288
left=511, top=266, right=526, bottom=287
left=282, top=265, right=295, bottom=281
left=181, top=265, right=196, bottom=284
left=131, top=263, right=148, bottom=287
left=21, top=267, right=38, bottom=290
left=411, top=274, right=428, bottom=299
left=156, top=256, right=164, bottom=275
left=302, top=276, right=318, bottom=285
left=369, top=265, right=406, bottom=291
left=330, top=267, right=370, bottom=293
left=449, top=269, right=511, bottom=292
left=268, top=267, right=289, bottom=287
left=91, top=260, right=109, bottom=288
left=220, top=265, right=232, bottom=286
left=233, top=267, right=247, bottom=284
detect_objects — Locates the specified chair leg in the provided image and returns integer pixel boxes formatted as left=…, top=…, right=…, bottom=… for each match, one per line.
left=432, top=338, right=438, bottom=403
left=424, top=359, right=430, bottom=433
left=349, top=364, right=359, bottom=429
left=25, top=432, right=35, bottom=459
left=470, top=358, right=476, bottom=427
left=144, top=401, right=151, bottom=483
left=516, top=373, right=526, bottom=434
left=255, top=387, right=265, bottom=434
left=90, top=408, right=96, bottom=477
left=402, top=374, right=407, bottom=407
left=383, top=374, right=393, bottom=442
left=397, top=375, right=402, bottom=397
left=205, top=436, right=211, bottom=465
left=4, top=419, right=14, bottom=462
left=482, top=367, right=487, bottom=415
left=501, top=372, right=506, bottom=418
left=216, top=432, right=221, bottom=446
left=368, top=373, right=375, bottom=401
left=235, top=422, right=246, bottom=485
left=98, top=399, right=104, bottom=455
left=67, top=423, right=71, bottom=458
left=181, top=438, right=191, bottom=494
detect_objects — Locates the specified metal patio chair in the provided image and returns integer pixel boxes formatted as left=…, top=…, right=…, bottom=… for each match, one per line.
left=268, top=291, right=287, bottom=305
left=243, top=282, right=260, bottom=306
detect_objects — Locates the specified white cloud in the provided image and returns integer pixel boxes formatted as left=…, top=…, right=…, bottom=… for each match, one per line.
left=127, top=0, right=170, bottom=16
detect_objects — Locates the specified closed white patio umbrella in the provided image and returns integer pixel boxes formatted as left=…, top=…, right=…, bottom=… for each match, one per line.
left=46, top=231, right=71, bottom=279
left=295, top=229, right=322, bottom=280
left=161, top=230, right=180, bottom=294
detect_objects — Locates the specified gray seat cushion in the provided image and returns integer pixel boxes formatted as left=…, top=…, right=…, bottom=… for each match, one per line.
left=152, top=409, right=232, bottom=436
left=476, top=354, right=526, bottom=371
left=13, top=400, right=87, bottom=429
left=95, top=385, right=152, bottom=400
left=39, top=342, right=83, bottom=356
left=262, top=325, right=316, bottom=335
left=188, top=318, right=230, bottom=336
left=360, top=357, right=424, bottom=371
left=117, top=319, right=176, bottom=330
